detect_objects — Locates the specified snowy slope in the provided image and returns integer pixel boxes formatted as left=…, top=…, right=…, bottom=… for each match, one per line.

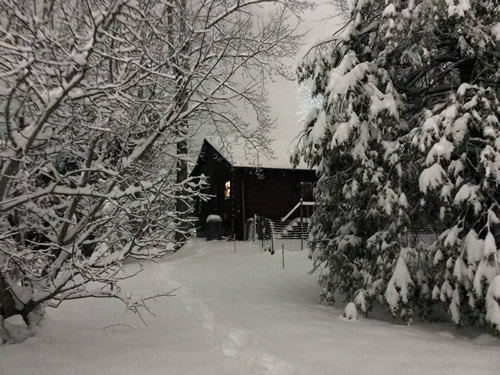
left=1, top=239, right=499, bottom=375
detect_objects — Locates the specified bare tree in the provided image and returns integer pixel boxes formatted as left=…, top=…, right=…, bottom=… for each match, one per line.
left=0, top=0, right=310, bottom=342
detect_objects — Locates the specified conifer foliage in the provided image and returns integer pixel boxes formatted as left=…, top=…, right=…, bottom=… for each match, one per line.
left=294, top=0, right=500, bottom=330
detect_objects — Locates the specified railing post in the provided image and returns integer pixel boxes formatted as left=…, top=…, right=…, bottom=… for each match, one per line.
left=282, top=244, right=285, bottom=269
left=271, top=219, right=275, bottom=254
left=260, top=216, right=264, bottom=248
left=300, top=198, right=304, bottom=251
left=253, top=213, right=257, bottom=242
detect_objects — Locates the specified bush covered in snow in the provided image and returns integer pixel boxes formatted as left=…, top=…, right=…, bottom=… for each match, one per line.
left=294, top=0, right=500, bottom=331
left=343, top=302, right=358, bottom=321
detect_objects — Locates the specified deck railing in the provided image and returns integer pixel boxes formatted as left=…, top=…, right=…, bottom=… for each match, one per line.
left=254, top=199, right=315, bottom=252
left=281, top=199, right=315, bottom=222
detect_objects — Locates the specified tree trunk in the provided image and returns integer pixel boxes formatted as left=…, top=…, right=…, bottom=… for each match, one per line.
left=0, top=272, right=17, bottom=343
left=0, top=273, right=17, bottom=318
left=175, top=132, right=189, bottom=247
left=173, top=0, right=190, bottom=249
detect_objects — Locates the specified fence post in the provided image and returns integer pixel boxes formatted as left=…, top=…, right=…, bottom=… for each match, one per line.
left=282, top=244, right=285, bottom=269
left=300, top=198, right=304, bottom=251
left=253, top=213, right=257, bottom=242
left=261, top=216, right=264, bottom=249
left=271, top=219, right=274, bottom=254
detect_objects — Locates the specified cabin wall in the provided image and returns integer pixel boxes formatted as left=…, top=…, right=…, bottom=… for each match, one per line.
left=241, top=168, right=316, bottom=220
left=194, top=149, right=233, bottom=237
left=191, top=140, right=317, bottom=240
left=231, top=168, right=316, bottom=240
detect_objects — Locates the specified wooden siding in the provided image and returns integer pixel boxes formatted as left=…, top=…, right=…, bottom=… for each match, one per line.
left=191, top=140, right=317, bottom=240
left=239, top=168, right=316, bottom=221
left=191, top=142, right=233, bottom=237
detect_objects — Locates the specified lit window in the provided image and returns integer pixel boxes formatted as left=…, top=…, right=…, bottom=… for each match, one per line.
left=224, top=181, right=231, bottom=199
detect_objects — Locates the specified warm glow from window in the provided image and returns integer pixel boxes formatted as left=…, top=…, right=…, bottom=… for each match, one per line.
left=224, top=181, right=231, bottom=199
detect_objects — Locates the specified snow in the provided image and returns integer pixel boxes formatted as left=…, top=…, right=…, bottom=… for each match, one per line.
left=425, top=138, right=454, bottom=165
left=310, top=110, right=327, bottom=146
left=385, top=255, right=413, bottom=311
left=465, top=229, right=484, bottom=264
left=343, top=302, right=358, bottom=320
left=453, top=256, right=467, bottom=283
left=493, top=23, right=500, bottom=41
left=440, top=280, right=453, bottom=302
left=301, top=106, right=320, bottom=131
left=444, top=225, right=461, bottom=247
left=420, top=114, right=440, bottom=141
left=329, top=62, right=372, bottom=98
left=200, top=138, right=311, bottom=170
left=473, top=260, right=497, bottom=296
left=331, top=121, right=351, bottom=147
left=457, top=83, right=478, bottom=97
left=1, top=240, right=499, bottom=375
left=483, top=232, right=497, bottom=257
left=450, top=288, right=461, bottom=324
left=206, top=214, right=222, bottom=223
left=382, top=4, right=397, bottom=18
left=325, top=51, right=359, bottom=98
left=446, top=0, right=471, bottom=18
left=486, top=276, right=500, bottom=329
left=354, top=289, right=367, bottom=312
left=370, top=92, right=399, bottom=119
left=399, top=192, right=409, bottom=208
left=419, top=163, right=448, bottom=193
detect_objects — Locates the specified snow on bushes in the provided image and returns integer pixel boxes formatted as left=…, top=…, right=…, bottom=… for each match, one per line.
left=486, top=276, right=500, bottom=329
left=385, top=254, right=413, bottom=314
left=343, top=302, right=358, bottom=321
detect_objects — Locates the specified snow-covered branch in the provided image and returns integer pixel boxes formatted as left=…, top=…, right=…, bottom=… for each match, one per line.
left=0, top=0, right=309, bottom=336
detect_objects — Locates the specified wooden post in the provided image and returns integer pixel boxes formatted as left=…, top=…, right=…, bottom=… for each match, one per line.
left=233, top=233, right=236, bottom=253
left=241, top=174, right=246, bottom=239
left=300, top=198, right=304, bottom=251
left=282, top=244, right=285, bottom=269
left=271, top=220, right=274, bottom=254
left=260, top=216, right=264, bottom=248
left=253, top=213, right=257, bottom=242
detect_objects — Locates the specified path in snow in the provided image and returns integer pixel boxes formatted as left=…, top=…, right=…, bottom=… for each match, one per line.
left=1, top=239, right=499, bottom=375
left=159, top=240, right=500, bottom=375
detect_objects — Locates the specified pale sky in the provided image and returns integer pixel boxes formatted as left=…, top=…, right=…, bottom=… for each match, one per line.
left=196, top=1, right=343, bottom=169
left=264, top=1, right=343, bottom=168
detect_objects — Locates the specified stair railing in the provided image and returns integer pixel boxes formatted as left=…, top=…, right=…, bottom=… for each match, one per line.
left=281, top=199, right=315, bottom=222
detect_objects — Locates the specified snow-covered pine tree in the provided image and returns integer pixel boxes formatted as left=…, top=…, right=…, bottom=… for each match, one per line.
left=295, top=0, right=500, bottom=330
left=293, top=0, right=412, bottom=317
left=375, top=0, right=500, bottom=329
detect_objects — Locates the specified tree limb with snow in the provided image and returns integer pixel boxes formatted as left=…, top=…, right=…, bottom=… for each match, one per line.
left=0, top=0, right=310, bottom=339
left=294, top=0, right=500, bottom=330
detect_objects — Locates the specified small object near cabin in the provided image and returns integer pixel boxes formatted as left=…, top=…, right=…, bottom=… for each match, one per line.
left=206, top=215, right=222, bottom=241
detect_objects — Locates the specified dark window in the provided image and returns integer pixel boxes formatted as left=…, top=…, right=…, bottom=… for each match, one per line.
left=300, top=182, right=313, bottom=201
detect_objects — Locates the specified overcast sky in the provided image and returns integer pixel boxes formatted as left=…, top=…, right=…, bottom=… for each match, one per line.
left=197, top=1, right=344, bottom=169
left=263, top=1, right=343, bottom=168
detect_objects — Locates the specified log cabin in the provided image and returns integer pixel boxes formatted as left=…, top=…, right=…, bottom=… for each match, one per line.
left=190, top=139, right=316, bottom=240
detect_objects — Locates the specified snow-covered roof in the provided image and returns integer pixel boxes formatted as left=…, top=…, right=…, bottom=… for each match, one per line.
left=198, top=137, right=311, bottom=170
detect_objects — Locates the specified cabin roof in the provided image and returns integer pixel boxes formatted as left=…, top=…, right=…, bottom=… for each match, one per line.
left=191, top=138, right=311, bottom=176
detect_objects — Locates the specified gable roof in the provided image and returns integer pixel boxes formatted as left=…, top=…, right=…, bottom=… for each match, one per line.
left=191, top=138, right=312, bottom=176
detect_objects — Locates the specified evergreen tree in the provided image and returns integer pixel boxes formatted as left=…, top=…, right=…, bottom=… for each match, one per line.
left=294, top=0, right=500, bottom=330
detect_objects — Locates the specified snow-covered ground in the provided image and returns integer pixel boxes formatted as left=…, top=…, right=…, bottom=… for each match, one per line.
left=1, top=239, right=499, bottom=375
